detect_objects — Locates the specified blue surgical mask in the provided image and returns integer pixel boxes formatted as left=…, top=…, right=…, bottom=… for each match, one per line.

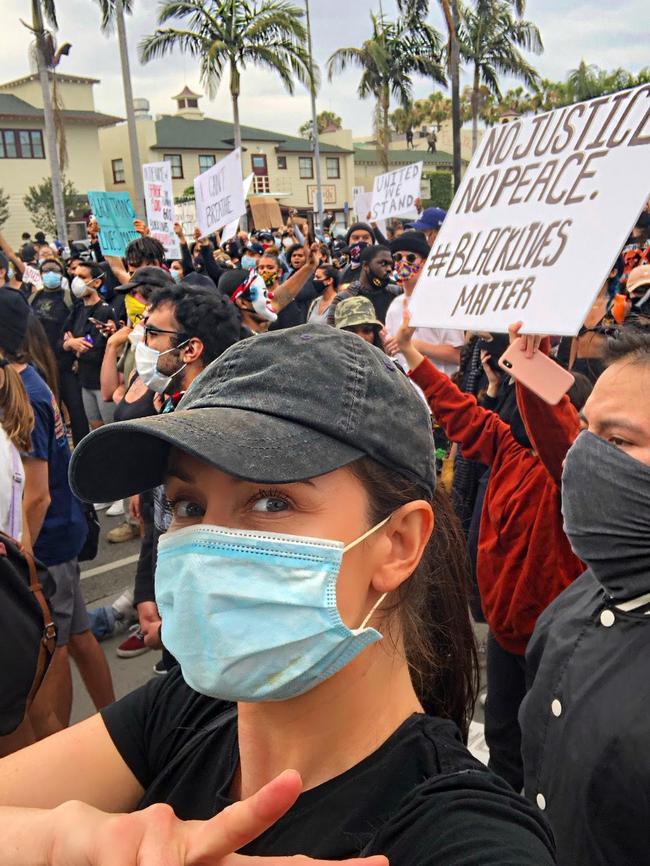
left=170, top=269, right=182, bottom=283
left=241, top=255, right=257, bottom=270
left=42, top=271, right=63, bottom=290
left=155, top=517, right=390, bottom=701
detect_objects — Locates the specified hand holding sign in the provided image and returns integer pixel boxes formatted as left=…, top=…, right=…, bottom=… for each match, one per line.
left=194, top=148, right=246, bottom=238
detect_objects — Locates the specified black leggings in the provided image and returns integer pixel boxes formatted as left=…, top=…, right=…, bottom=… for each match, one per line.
left=59, top=369, right=89, bottom=446
left=484, top=632, right=527, bottom=793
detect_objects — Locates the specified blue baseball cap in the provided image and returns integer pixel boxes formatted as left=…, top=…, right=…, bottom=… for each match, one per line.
left=408, top=207, right=447, bottom=232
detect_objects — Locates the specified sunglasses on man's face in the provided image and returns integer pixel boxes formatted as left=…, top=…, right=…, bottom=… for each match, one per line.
left=393, top=252, right=419, bottom=264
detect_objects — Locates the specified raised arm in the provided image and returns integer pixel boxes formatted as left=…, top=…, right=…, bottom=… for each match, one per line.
left=394, top=308, right=516, bottom=467
left=0, top=231, right=25, bottom=275
left=511, top=331, right=581, bottom=485
left=271, top=243, right=319, bottom=312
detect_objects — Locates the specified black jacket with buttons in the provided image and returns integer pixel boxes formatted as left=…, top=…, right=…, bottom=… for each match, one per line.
left=520, top=567, right=650, bottom=866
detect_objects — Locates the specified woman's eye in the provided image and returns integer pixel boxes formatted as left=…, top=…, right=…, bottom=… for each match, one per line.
left=608, top=436, right=629, bottom=448
left=251, top=496, right=289, bottom=513
left=169, top=499, right=205, bottom=520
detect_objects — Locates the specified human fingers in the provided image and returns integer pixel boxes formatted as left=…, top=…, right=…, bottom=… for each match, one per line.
left=507, top=321, right=523, bottom=344
left=184, top=770, right=303, bottom=862
left=143, top=623, right=163, bottom=649
left=480, top=349, right=490, bottom=365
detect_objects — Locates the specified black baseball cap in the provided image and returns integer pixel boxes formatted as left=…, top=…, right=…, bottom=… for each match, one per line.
left=116, top=266, right=175, bottom=294
left=69, top=324, right=436, bottom=502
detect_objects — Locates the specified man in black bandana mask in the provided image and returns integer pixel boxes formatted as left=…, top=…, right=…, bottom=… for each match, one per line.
left=520, top=330, right=650, bottom=866
left=327, top=245, right=400, bottom=326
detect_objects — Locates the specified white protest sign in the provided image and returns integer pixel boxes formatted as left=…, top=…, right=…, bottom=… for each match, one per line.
left=22, top=264, right=42, bottom=289
left=176, top=199, right=197, bottom=238
left=370, top=161, right=422, bottom=221
left=143, top=161, right=181, bottom=259
left=221, top=173, right=254, bottom=243
left=410, top=84, right=650, bottom=336
left=194, top=148, right=245, bottom=237
left=353, top=190, right=373, bottom=222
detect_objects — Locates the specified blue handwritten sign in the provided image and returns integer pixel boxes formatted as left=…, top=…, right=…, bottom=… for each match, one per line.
left=87, top=191, right=139, bottom=257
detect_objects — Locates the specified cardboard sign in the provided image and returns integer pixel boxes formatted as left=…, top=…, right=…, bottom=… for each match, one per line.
left=87, top=191, right=139, bottom=257
left=370, top=162, right=422, bottom=221
left=249, top=196, right=283, bottom=230
left=410, top=85, right=650, bottom=336
left=176, top=199, right=197, bottom=238
left=194, top=148, right=245, bottom=237
left=221, top=174, right=254, bottom=243
left=143, top=161, right=181, bottom=259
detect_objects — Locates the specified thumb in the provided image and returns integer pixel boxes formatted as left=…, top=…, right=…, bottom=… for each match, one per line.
left=184, top=770, right=303, bottom=861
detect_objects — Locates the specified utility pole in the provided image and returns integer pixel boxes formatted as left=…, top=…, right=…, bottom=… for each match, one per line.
left=304, top=0, right=324, bottom=234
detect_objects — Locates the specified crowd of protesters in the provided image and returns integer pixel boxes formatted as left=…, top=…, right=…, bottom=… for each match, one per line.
left=0, top=197, right=649, bottom=866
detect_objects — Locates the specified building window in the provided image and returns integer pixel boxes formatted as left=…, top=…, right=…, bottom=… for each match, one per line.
left=326, top=157, right=340, bottom=179
left=188, top=98, right=198, bottom=108
left=178, top=99, right=186, bottom=109
left=299, top=156, right=313, bottom=179
left=199, top=154, right=216, bottom=173
left=164, top=153, right=184, bottom=179
left=0, top=129, right=43, bottom=159
left=277, top=155, right=287, bottom=170
left=111, top=158, right=125, bottom=184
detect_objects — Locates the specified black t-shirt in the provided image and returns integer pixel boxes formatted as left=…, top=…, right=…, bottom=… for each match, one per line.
left=101, top=670, right=555, bottom=864
left=62, top=300, right=116, bottom=389
left=30, top=290, right=70, bottom=361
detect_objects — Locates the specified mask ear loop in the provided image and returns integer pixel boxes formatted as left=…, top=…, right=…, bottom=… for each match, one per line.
left=343, top=515, right=392, bottom=630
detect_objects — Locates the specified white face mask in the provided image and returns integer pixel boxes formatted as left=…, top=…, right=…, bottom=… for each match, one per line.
left=135, top=339, right=188, bottom=394
left=128, top=323, right=145, bottom=347
left=71, top=275, right=90, bottom=299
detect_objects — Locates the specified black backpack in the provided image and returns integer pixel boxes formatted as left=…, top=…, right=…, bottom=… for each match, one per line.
left=0, top=533, right=56, bottom=736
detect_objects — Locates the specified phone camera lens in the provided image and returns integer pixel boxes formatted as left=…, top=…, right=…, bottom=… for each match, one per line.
left=503, top=360, right=512, bottom=369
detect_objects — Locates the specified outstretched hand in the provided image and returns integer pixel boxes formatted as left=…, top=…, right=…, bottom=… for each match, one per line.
left=395, top=302, right=416, bottom=353
left=46, top=770, right=389, bottom=865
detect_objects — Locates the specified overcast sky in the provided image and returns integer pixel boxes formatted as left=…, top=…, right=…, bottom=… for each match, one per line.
left=5, top=0, right=648, bottom=139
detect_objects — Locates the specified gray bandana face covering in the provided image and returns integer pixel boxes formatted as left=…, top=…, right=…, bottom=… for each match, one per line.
left=562, top=431, right=650, bottom=600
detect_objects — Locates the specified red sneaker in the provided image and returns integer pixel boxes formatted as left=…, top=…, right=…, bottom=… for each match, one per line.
left=116, top=626, right=150, bottom=658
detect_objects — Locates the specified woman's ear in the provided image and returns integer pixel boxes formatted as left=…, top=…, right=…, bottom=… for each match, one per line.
left=370, top=501, right=434, bottom=594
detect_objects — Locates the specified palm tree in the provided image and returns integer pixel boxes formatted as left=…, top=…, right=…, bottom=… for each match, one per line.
left=396, top=0, right=462, bottom=188
left=328, top=12, right=445, bottom=173
left=139, top=0, right=312, bottom=160
left=459, top=0, right=543, bottom=152
left=22, top=0, right=68, bottom=243
left=94, top=0, right=145, bottom=218
left=566, top=60, right=601, bottom=102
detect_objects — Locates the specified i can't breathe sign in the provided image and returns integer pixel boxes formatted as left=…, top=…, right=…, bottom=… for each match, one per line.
left=410, top=84, right=650, bottom=336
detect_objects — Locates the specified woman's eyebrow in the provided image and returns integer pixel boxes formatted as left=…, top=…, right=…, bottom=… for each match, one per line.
left=164, top=467, right=195, bottom=484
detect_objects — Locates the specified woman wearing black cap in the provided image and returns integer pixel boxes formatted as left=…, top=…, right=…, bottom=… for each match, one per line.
left=0, top=325, right=555, bottom=865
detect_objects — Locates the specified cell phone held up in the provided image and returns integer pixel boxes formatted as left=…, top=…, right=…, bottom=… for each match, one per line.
left=498, top=337, right=575, bottom=405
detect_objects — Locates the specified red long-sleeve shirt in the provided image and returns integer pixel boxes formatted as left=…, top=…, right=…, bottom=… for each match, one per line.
left=410, top=350, right=584, bottom=655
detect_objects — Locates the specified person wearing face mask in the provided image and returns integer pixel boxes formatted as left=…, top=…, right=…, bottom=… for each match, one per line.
left=127, top=282, right=241, bottom=671
left=240, top=241, right=264, bottom=272
left=327, top=245, right=400, bottom=327
left=307, top=266, right=340, bottom=324
left=338, top=222, right=375, bottom=288
left=519, top=330, right=650, bottom=866
left=61, top=263, right=116, bottom=429
left=0, top=323, right=556, bottom=865
left=222, top=246, right=320, bottom=336
left=383, top=233, right=463, bottom=378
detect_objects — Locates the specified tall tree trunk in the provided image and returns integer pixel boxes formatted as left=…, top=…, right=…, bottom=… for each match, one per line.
left=33, top=6, right=67, bottom=244
left=472, top=64, right=480, bottom=153
left=230, top=62, right=242, bottom=156
left=116, top=0, right=145, bottom=219
left=381, top=82, right=390, bottom=174
left=450, top=0, right=462, bottom=191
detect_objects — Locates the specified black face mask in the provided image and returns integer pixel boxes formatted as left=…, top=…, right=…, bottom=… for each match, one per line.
left=312, top=279, right=326, bottom=293
left=477, top=333, right=510, bottom=372
left=369, top=272, right=391, bottom=290
left=348, top=241, right=369, bottom=264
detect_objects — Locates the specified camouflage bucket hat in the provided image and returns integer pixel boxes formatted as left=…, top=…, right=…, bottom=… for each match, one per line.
left=334, top=296, right=384, bottom=331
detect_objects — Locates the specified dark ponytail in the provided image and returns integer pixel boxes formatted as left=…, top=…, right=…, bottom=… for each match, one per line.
left=350, top=457, right=479, bottom=741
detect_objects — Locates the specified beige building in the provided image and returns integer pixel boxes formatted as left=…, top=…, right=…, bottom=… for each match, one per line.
left=0, top=73, right=120, bottom=243
left=100, top=88, right=355, bottom=224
